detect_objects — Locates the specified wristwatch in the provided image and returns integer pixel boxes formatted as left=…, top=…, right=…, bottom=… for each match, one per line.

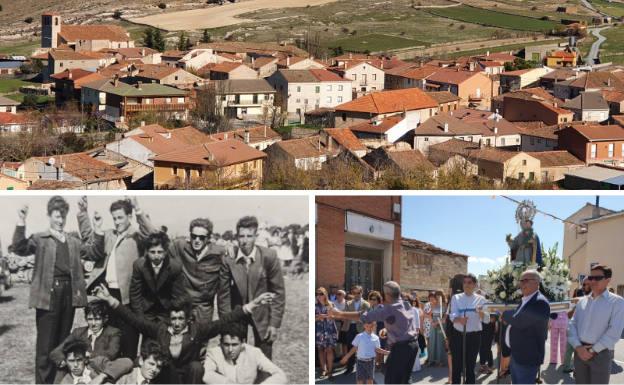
left=587, top=346, right=595, bottom=354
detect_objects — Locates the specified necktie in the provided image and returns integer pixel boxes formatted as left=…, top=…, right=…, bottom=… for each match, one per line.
left=90, top=334, right=97, bottom=351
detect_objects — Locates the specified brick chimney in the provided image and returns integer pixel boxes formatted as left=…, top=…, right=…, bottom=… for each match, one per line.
left=244, top=129, right=250, bottom=144
left=443, top=122, right=449, bottom=132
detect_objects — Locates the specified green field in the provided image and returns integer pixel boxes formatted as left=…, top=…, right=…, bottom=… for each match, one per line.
left=0, top=79, right=32, bottom=93
left=0, top=40, right=39, bottom=56
left=599, top=25, right=624, bottom=64
left=5, top=93, right=54, bottom=104
left=428, top=5, right=560, bottom=32
left=329, top=33, right=429, bottom=53
left=588, top=0, right=624, bottom=17
left=438, top=38, right=566, bottom=59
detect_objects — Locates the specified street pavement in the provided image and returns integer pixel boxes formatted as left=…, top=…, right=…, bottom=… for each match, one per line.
left=315, top=337, right=624, bottom=384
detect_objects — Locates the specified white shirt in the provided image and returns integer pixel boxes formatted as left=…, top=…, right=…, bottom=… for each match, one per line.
left=136, top=368, right=149, bottom=384
left=152, top=263, right=162, bottom=277
left=449, top=292, right=489, bottom=332
left=87, top=328, right=103, bottom=350
left=71, top=366, right=92, bottom=384
left=505, top=290, right=539, bottom=348
left=568, top=290, right=624, bottom=352
left=235, top=246, right=257, bottom=269
left=353, top=332, right=381, bottom=359
left=105, top=231, right=128, bottom=289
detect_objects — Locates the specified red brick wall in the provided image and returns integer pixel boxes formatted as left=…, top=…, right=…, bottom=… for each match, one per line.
left=557, top=127, right=588, bottom=161
left=315, top=196, right=402, bottom=289
left=587, top=141, right=624, bottom=163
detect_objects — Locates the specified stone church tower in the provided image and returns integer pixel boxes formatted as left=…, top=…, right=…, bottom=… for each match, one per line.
left=41, top=12, right=61, bottom=49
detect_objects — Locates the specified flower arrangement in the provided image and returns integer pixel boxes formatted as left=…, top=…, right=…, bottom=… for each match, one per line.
left=483, top=244, right=570, bottom=304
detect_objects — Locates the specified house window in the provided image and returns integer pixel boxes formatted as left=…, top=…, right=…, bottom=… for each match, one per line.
left=338, top=85, right=343, bottom=91
left=326, top=96, right=332, bottom=104
left=530, top=137, right=535, bottom=145
left=591, top=144, right=597, bottom=158
left=172, top=166, right=178, bottom=175
left=609, top=143, right=614, bottom=157
left=60, top=62, right=64, bottom=68
left=529, top=172, right=535, bottom=181
left=522, top=159, right=527, bottom=166
left=326, top=85, right=332, bottom=91
left=143, top=98, right=152, bottom=104
left=337, top=96, right=343, bottom=103
left=342, top=113, right=347, bottom=122
left=296, top=98, right=301, bottom=103
left=501, top=138, right=506, bottom=146
left=174, top=75, right=179, bottom=81
left=177, top=97, right=185, bottom=103
left=253, top=94, right=258, bottom=104
left=424, top=137, right=429, bottom=141
left=166, top=97, right=172, bottom=103
left=519, top=172, right=525, bottom=180
left=315, top=86, right=320, bottom=93
left=297, top=86, right=301, bottom=92
left=352, top=74, right=357, bottom=80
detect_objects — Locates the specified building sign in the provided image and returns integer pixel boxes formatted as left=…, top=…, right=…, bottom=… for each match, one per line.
left=345, top=211, right=395, bottom=241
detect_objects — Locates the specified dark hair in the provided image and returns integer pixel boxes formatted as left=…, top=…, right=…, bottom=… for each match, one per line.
left=412, top=295, right=421, bottom=308
left=189, top=218, right=213, bottom=234
left=62, top=338, right=89, bottom=359
left=222, top=230, right=234, bottom=241
left=368, top=290, right=382, bottom=303
left=84, top=300, right=109, bottom=320
left=139, top=340, right=168, bottom=363
left=144, top=232, right=170, bottom=252
left=110, top=200, right=132, bottom=215
left=591, top=264, right=612, bottom=279
left=464, top=273, right=478, bottom=284
left=170, top=298, right=193, bottom=319
left=236, top=216, right=259, bottom=234
left=350, top=285, right=363, bottom=293
left=47, top=196, right=69, bottom=217
left=220, top=322, right=248, bottom=342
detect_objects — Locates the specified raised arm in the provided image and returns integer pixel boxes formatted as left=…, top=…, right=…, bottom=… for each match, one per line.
left=131, top=197, right=160, bottom=241
left=78, top=201, right=106, bottom=262
left=11, top=205, right=37, bottom=256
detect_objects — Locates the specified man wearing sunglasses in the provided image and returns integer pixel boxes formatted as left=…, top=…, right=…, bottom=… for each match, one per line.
left=502, top=269, right=550, bottom=385
left=568, top=264, right=624, bottom=384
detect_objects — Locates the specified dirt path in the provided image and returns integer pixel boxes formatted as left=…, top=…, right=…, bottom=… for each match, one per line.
left=128, top=0, right=340, bottom=31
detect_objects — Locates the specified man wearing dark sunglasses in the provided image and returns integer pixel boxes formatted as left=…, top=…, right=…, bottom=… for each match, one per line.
left=139, top=216, right=230, bottom=322
left=568, top=264, right=624, bottom=384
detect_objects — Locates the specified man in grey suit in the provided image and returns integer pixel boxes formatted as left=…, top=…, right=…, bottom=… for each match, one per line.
left=341, top=285, right=370, bottom=375
left=219, top=216, right=285, bottom=359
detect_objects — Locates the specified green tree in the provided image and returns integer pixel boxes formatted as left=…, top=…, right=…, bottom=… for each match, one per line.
left=177, top=32, right=187, bottom=51
left=153, top=28, right=166, bottom=52
left=22, top=94, right=38, bottom=108
left=200, top=29, right=211, bottom=43
left=142, top=28, right=155, bottom=49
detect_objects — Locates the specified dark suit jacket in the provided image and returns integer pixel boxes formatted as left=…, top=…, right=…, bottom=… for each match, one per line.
left=219, top=245, right=285, bottom=339
left=341, top=299, right=371, bottom=332
left=113, top=303, right=249, bottom=367
left=11, top=226, right=88, bottom=311
left=129, top=256, right=186, bottom=315
left=503, top=290, right=550, bottom=366
left=49, top=325, right=122, bottom=366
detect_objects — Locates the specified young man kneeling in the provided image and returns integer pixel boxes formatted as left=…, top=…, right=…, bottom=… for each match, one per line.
left=203, top=323, right=287, bottom=384
left=57, top=339, right=133, bottom=384
left=117, top=341, right=168, bottom=384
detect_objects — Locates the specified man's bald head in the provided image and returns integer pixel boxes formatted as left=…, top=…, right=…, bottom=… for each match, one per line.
left=519, top=269, right=541, bottom=296
left=383, top=281, right=401, bottom=303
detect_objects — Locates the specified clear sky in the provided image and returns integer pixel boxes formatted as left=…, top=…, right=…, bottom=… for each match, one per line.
left=0, top=195, right=308, bottom=255
left=402, top=195, right=624, bottom=276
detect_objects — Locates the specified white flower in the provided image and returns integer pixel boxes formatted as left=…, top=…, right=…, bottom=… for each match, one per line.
left=499, top=292, right=507, bottom=299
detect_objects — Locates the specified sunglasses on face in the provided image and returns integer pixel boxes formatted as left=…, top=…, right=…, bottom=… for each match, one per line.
left=191, top=234, right=208, bottom=241
left=588, top=275, right=606, bottom=281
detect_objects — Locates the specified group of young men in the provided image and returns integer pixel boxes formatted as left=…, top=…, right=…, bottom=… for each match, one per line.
left=11, top=196, right=288, bottom=384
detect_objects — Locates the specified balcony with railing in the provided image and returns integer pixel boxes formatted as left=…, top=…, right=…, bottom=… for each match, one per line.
left=122, top=102, right=192, bottom=113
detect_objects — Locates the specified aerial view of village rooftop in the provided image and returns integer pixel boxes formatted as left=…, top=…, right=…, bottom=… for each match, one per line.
left=1, top=0, right=624, bottom=190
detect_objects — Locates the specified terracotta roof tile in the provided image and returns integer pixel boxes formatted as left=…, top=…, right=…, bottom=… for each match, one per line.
left=59, top=25, right=130, bottom=43
left=33, top=152, right=130, bottom=183
left=272, top=135, right=339, bottom=158
left=0, top=112, right=35, bottom=124
left=152, top=139, right=266, bottom=166
left=323, top=128, right=367, bottom=152
left=425, top=68, right=482, bottom=85
left=210, top=125, right=281, bottom=143
left=336, top=88, right=438, bottom=114
left=348, top=116, right=404, bottom=134
left=427, top=91, right=461, bottom=104
left=530, top=151, right=584, bottom=167
left=128, top=124, right=214, bottom=155
left=561, top=124, right=624, bottom=141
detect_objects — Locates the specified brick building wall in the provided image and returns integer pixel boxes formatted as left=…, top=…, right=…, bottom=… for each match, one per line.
left=315, top=196, right=402, bottom=290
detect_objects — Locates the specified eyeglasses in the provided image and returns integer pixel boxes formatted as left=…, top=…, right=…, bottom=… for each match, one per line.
left=190, top=234, right=208, bottom=241
left=587, top=275, right=606, bottom=281
left=519, top=278, right=537, bottom=283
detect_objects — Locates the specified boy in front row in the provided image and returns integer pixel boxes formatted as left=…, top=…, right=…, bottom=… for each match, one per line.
left=57, top=339, right=133, bottom=384
left=340, top=321, right=390, bottom=385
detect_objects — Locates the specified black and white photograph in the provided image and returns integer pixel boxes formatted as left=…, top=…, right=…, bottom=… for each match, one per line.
left=0, top=194, right=309, bottom=384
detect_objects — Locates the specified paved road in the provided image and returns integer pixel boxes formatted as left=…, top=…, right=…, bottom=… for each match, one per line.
left=315, top=337, right=624, bottom=384
left=586, top=26, right=611, bottom=65
left=580, top=0, right=599, bottom=13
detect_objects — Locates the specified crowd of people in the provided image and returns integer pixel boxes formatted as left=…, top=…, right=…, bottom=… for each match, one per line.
left=316, top=265, right=624, bottom=384
left=10, top=196, right=308, bottom=384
